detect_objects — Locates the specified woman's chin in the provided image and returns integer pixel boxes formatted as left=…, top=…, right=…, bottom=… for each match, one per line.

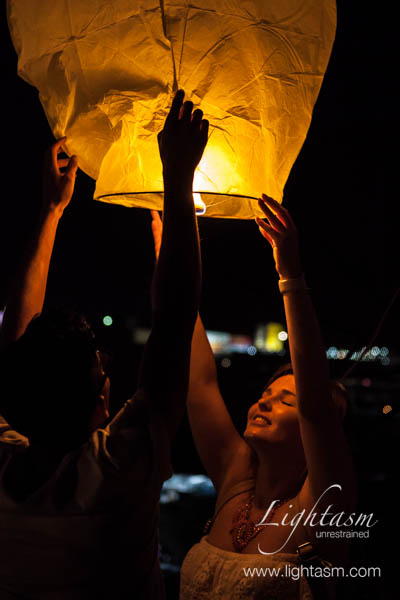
left=245, top=421, right=272, bottom=436
left=244, top=427, right=270, bottom=446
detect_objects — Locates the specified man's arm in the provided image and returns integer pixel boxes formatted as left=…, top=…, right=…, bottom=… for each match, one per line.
left=138, top=90, right=207, bottom=439
left=151, top=210, right=250, bottom=490
left=0, top=138, right=78, bottom=347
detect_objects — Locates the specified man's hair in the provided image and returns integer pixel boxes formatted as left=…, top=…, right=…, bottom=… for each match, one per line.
left=265, top=362, right=349, bottom=420
left=0, top=308, right=100, bottom=447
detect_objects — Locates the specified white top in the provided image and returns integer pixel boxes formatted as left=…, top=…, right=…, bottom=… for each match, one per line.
left=180, top=536, right=313, bottom=600
left=0, top=391, right=172, bottom=599
left=180, top=479, right=336, bottom=599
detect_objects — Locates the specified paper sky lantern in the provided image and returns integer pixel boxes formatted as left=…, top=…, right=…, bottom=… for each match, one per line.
left=7, top=0, right=336, bottom=218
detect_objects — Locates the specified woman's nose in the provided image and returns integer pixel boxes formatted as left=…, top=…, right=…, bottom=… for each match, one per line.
left=258, top=396, right=272, bottom=411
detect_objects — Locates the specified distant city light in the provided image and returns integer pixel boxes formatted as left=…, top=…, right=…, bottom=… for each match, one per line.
left=128, top=321, right=392, bottom=366
left=254, top=322, right=285, bottom=353
left=327, top=346, right=338, bottom=359
left=382, top=405, right=392, bottom=415
left=327, top=345, right=390, bottom=363
left=103, top=315, right=113, bottom=326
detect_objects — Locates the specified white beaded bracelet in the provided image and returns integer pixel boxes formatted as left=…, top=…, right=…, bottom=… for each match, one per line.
left=278, top=274, right=309, bottom=295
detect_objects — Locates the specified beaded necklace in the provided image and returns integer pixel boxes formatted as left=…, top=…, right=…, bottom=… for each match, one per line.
left=230, top=493, right=288, bottom=553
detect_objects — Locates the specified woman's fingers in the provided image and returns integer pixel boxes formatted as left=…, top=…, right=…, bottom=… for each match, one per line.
left=65, top=155, right=78, bottom=179
left=258, top=226, right=274, bottom=246
left=261, top=194, right=296, bottom=231
left=255, top=217, right=280, bottom=246
left=57, top=158, right=70, bottom=168
left=258, top=198, right=285, bottom=233
left=51, top=137, right=67, bottom=173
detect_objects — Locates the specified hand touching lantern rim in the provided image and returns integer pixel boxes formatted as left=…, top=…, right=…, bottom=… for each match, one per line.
left=152, top=191, right=303, bottom=279
left=42, top=137, right=78, bottom=217
left=255, top=194, right=302, bottom=280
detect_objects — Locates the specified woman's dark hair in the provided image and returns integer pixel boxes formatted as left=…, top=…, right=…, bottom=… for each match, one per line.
left=0, top=308, right=100, bottom=448
left=264, top=363, right=295, bottom=390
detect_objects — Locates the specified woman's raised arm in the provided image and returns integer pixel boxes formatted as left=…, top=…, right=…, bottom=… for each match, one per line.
left=256, top=194, right=356, bottom=513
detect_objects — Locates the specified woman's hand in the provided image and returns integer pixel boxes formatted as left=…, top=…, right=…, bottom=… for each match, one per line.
left=256, top=194, right=302, bottom=279
left=42, top=137, right=78, bottom=217
left=150, top=210, right=163, bottom=260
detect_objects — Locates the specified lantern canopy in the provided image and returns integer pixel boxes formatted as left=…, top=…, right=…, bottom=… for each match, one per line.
left=7, top=0, right=336, bottom=218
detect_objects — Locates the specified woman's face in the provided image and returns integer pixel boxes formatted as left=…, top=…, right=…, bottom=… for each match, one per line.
left=243, top=374, right=302, bottom=449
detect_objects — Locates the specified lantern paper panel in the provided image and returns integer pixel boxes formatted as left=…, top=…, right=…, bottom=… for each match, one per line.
left=7, top=0, right=336, bottom=218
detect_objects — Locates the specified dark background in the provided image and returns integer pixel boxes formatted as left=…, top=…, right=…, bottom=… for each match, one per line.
left=0, top=2, right=398, bottom=598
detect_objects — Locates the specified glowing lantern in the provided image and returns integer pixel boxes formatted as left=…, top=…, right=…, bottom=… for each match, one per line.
left=7, top=0, right=336, bottom=218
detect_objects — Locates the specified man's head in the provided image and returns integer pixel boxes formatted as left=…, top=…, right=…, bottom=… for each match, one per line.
left=0, top=308, right=110, bottom=449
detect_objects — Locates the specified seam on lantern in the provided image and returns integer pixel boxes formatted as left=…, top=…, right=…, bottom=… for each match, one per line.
left=159, top=0, right=169, bottom=40
left=176, top=5, right=257, bottom=24
left=177, top=1, right=190, bottom=82
left=159, top=0, right=178, bottom=91
left=63, top=0, right=94, bottom=129
left=230, top=47, right=281, bottom=100
left=261, top=26, right=307, bottom=107
left=183, top=23, right=258, bottom=91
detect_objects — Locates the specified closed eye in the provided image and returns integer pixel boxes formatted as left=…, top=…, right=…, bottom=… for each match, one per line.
left=281, top=400, right=294, bottom=407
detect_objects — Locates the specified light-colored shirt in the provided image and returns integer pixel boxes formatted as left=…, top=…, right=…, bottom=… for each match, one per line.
left=180, top=536, right=314, bottom=600
left=180, top=479, right=335, bottom=599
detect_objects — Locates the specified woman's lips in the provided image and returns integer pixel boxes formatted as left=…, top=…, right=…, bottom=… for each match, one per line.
left=252, top=414, right=271, bottom=425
